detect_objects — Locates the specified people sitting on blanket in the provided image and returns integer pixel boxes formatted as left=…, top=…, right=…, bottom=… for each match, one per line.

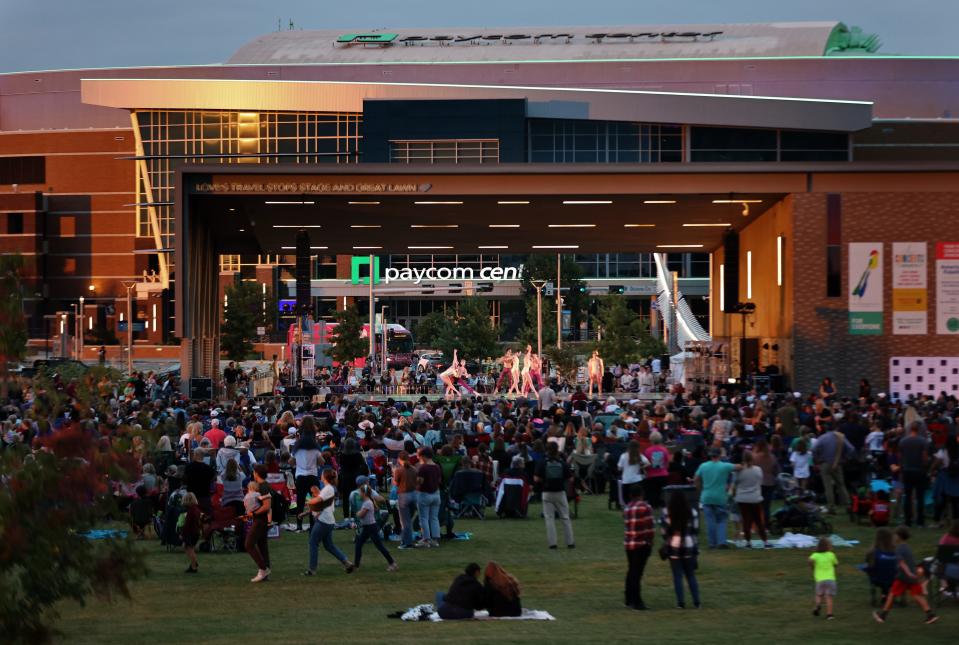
left=436, top=561, right=523, bottom=619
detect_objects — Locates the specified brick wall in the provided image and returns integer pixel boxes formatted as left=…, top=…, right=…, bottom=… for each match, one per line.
left=791, top=192, right=959, bottom=395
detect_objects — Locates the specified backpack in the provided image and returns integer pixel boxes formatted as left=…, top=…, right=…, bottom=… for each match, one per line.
left=545, top=458, right=565, bottom=486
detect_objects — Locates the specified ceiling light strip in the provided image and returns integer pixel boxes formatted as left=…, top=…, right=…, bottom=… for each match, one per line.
left=548, top=224, right=596, bottom=228
left=562, top=200, right=612, bottom=205
left=682, top=223, right=731, bottom=227
left=656, top=244, right=704, bottom=248
left=533, top=245, right=579, bottom=249
left=624, top=224, right=656, bottom=228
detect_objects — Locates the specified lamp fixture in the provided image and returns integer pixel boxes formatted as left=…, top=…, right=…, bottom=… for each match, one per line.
left=711, top=199, right=762, bottom=204
left=643, top=200, right=677, bottom=204
left=548, top=224, right=595, bottom=228
left=350, top=224, right=381, bottom=229
left=410, top=224, right=458, bottom=228
left=353, top=246, right=382, bottom=250
left=562, top=200, right=612, bottom=205
left=408, top=245, right=453, bottom=250
left=683, top=223, right=731, bottom=227
left=489, top=224, right=520, bottom=228
left=272, top=225, right=322, bottom=228
left=414, top=201, right=463, bottom=205
left=656, top=244, right=704, bottom=248
left=624, top=224, right=656, bottom=228
left=478, top=245, right=509, bottom=249
left=281, top=245, right=328, bottom=249
left=265, top=200, right=315, bottom=205
left=533, top=245, right=579, bottom=249
left=348, top=201, right=380, bottom=205
left=497, top=200, right=530, bottom=205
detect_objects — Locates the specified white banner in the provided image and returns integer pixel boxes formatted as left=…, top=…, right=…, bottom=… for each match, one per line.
left=892, top=242, right=927, bottom=335
left=848, top=242, right=883, bottom=335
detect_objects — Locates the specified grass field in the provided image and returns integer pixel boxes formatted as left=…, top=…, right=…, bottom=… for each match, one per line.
left=55, top=495, right=953, bottom=644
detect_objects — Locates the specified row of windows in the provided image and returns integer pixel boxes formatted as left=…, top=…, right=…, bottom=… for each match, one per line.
left=390, top=140, right=499, bottom=164
left=4, top=213, right=24, bottom=234
left=528, top=119, right=683, bottom=163
left=575, top=253, right=710, bottom=279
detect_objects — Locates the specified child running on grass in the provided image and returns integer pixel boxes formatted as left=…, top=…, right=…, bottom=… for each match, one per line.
left=809, top=537, right=838, bottom=619
left=872, top=526, right=939, bottom=625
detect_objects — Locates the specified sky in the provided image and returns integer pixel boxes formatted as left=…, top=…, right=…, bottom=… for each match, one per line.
left=1, top=0, right=957, bottom=73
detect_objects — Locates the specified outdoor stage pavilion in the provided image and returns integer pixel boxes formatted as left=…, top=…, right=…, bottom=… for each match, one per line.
left=3, top=21, right=959, bottom=393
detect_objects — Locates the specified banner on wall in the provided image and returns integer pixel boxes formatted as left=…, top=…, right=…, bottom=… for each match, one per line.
left=892, top=242, right=927, bottom=335
left=848, top=242, right=883, bottom=335
left=936, top=242, right=959, bottom=334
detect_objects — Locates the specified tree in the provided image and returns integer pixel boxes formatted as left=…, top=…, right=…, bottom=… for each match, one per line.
left=0, top=381, right=148, bottom=642
left=325, top=305, right=366, bottom=365
left=220, top=280, right=267, bottom=361
left=412, top=310, right=450, bottom=349
left=592, top=295, right=666, bottom=366
left=0, top=255, right=28, bottom=398
left=545, top=343, right=584, bottom=385
left=519, top=254, right=587, bottom=343
left=435, top=297, right=499, bottom=361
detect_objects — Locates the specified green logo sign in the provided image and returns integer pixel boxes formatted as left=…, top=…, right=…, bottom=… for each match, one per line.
left=351, top=256, right=380, bottom=285
left=948, top=317, right=959, bottom=333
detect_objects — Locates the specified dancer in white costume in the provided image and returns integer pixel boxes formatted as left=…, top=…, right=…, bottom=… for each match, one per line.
left=587, top=349, right=605, bottom=398
left=507, top=347, right=522, bottom=397
left=520, top=344, right=535, bottom=396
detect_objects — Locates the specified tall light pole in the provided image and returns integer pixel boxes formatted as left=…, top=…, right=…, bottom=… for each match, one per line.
left=380, top=305, right=389, bottom=375
left=121, top=281, right=136, bottom=375
left=77, top=295, right=85, bottom=360
left=368, top=254, right=375, bottom=367
left=531, top=279, right=547, bottom=358
left=556, top=254, right=562, bottom=349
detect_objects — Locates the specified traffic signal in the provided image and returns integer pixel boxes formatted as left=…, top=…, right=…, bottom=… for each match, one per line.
left=608, top=284, right=625, bottom=295
left=575, top=284, right=587, bottom=294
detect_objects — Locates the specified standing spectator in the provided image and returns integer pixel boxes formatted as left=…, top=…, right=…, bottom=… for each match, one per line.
left=291, top=416, right=321, bottom=532
left=353, top=483, right=398, bottom=572
left=933, top=436, right=959, bottom=525
left=695, top=447, right=736, bottom=549
left=734, top=451, right=771, bottom=548
left=898, top=422, right=931, bottom=528
left=535, top=442, right=575, bottom=549
left=393, top=450, right=419, bottom=549
left=183, top=449, right=216, bottom=513
left=776, top=395, right=799, bottom=447
left=416, top=447, right=442, bottom=548
left=223, top=361, right=238, bottom=399
left=642, top=432, right=670, bottom=510
left=622, top=484, right=654, bottom=610
left=873, top=526, right=939, bottom=624
left=812, top=421, right=855, bottom=515
left=751, top=439, right=780, bottom=531
left=617, top=442, right=650, bottom=509
left=661, top=489, right=701, bottom=609
left=245, top=464, right=273, bottom=582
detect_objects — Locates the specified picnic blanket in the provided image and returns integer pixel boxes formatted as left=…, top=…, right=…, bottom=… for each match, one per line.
left=731, top=532, right=860, bottom=549
left=398, top=604, right=555, bottom=622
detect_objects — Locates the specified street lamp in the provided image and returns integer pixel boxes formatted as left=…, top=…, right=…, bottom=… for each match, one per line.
left=121, top=281, right=136, bottom=375
left=530, top=280, right=547, bottom=358
left=78, top=296, right=84, bottom=360
left=380, top=305, right=389, bottom=375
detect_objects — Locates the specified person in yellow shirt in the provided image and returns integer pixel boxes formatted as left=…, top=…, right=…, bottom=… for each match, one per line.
left=809, top=537, right=838, bottom=620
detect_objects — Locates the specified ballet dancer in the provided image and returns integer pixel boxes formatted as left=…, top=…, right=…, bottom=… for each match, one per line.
left=457, top=358, right=477, bottom=395
left=530, top=352, right=546, bottom=390
left=440, top=349, right=461, bottom=400
left=587, top=349, right=604, bottom=398
left=520, top=344, right=535, bottom=396
left=507, top=347, right=522, bottom=397
left=494, top=349, right=515, bottom=393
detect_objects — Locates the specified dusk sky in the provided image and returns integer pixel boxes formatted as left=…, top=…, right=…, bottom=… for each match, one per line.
left=1, top=0, right=957, bottom=73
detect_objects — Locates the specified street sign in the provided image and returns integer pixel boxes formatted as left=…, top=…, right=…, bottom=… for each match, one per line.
left=544, top=282, right=554, bottom=296
left=256, top=326, right=266, bottom=336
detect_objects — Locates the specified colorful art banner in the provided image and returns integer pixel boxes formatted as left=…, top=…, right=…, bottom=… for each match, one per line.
left=848, top=242, right=883, bottom=335
left=936, top=242, right=959, bottom=334
left=892, top=242, right=927, bottom=335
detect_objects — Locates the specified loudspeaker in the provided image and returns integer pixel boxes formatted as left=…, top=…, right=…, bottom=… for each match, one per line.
left=739, top=337, right=760, bottom=380
left=295, top=229, right=311, bottom=315
left=723, top=230, right=740, bottom=312
left=189, top=377, right=213, bottom=401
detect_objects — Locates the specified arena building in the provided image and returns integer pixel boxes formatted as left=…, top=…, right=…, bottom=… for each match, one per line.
left=1, top=21, right=958, bottom=392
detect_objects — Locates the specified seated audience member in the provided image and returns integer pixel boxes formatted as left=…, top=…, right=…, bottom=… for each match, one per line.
left=484, top=561, right=522, bottom=617
left=436, top=562, right=486, bottom=619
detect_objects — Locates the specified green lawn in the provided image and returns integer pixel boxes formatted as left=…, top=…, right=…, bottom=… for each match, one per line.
left=56, top=496, right=953, bottom=644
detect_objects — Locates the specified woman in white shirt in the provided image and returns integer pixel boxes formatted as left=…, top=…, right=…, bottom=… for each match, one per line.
left=291, top=417, right=322, bottom=532
left=734, top=451, right=770, bottom=548
left=788, top=439, right=812, bottom=489
left=617, top=442, right=650, bottom=506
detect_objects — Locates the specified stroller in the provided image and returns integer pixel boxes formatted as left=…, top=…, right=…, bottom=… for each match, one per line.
left=769, top=473, right=833, bottom=536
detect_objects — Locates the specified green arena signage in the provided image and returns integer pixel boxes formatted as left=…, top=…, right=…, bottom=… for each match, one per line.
left=336, top=33, right=398, bottom=44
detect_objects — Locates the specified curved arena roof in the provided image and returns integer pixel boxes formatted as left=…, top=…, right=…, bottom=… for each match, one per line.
left=227, top=21, right=877, bottom=65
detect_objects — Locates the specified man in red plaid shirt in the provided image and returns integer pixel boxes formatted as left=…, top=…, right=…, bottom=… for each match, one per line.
left=623, top=483, right=655, bottom=610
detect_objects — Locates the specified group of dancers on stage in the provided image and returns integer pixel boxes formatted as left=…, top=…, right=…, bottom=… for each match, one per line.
left=437, top=345, right=607, bottom=399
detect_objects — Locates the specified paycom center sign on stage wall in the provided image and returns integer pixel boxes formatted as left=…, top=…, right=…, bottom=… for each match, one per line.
left=849, top=242, right=883, bottom=335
